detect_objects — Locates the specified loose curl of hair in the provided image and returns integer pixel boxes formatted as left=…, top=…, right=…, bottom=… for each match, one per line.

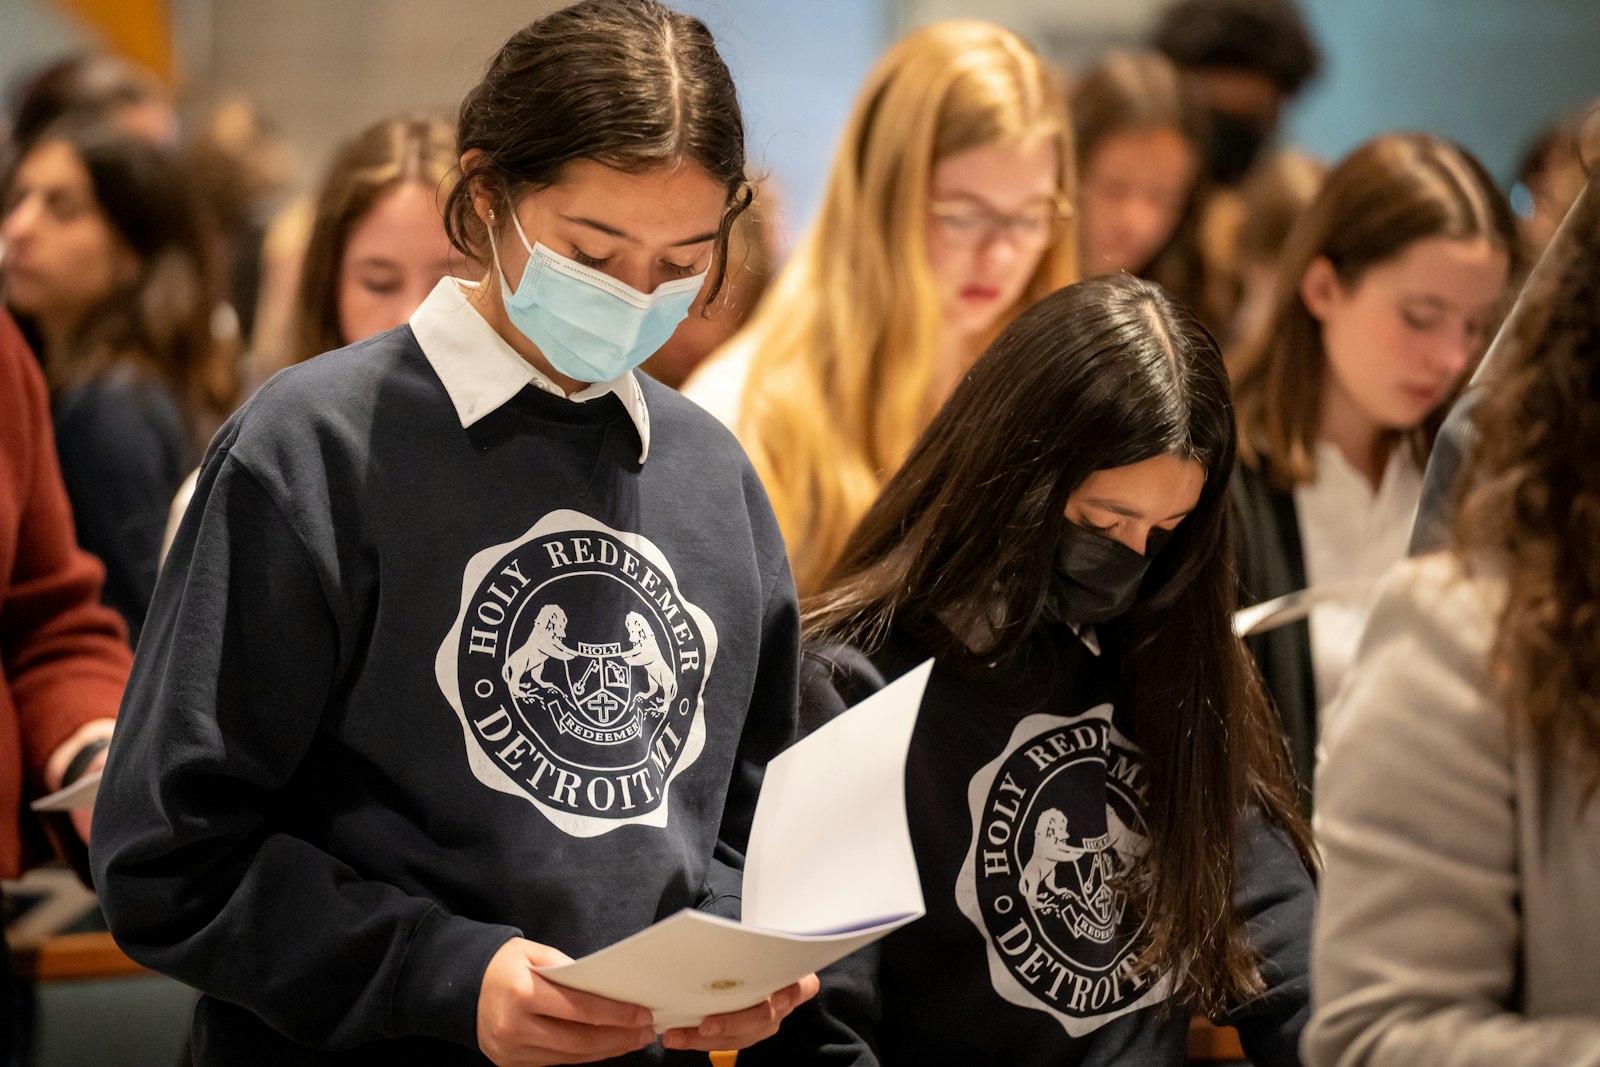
left=1456, top=174, right=1600, bottom=798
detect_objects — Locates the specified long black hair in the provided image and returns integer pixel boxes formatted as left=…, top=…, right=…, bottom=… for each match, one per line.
left=807, top=274, right=1311, bottom=1012
left=444, top=0, right=751, bottom=304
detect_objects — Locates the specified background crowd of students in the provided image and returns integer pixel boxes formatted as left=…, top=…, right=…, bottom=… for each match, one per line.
left=0, top=0, right=1596, bottom=1062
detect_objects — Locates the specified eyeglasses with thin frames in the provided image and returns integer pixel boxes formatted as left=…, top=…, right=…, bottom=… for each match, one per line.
left=926, top=195, right=1072, bottom=251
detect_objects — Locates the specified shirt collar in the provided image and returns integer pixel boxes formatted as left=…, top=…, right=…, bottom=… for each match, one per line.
left=408, top=277, right=651, bottom=463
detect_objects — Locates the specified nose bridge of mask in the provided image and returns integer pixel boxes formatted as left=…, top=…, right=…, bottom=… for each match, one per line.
left=485, top=207, right=709, bottom=384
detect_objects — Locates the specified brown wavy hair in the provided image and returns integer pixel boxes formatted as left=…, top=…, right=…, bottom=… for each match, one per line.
left=807, top=275, right=1312, bottom=1015
left=1456, top=173, right=1600, bottom=798
left=11, top=122, right=237, bottom=450
left=1232, top=133, right=1519, bottom=488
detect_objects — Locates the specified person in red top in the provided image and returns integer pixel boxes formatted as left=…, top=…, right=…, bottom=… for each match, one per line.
left=0, top=305, right=131, bottom=1055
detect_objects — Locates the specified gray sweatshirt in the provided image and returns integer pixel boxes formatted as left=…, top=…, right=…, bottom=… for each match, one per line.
left=1306, top=552, right=1600, bottom=1067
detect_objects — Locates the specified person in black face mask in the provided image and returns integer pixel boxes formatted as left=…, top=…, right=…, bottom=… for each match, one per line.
left=744, top=274, right=1316, bottom=1067
left=1151, top=0, right=1322, bottom=187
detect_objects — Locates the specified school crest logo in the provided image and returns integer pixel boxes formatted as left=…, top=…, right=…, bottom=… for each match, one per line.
left=435, top=510, right=716, bottom=838
left=955, top=709, right=1167, bottom=1035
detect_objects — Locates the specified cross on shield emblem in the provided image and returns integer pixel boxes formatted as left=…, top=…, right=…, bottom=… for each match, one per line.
left=567, top=642, right=635, bottom=726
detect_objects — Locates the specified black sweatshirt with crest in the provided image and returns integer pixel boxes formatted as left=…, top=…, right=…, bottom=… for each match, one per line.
left=89, top=325, right=801, bottom=1065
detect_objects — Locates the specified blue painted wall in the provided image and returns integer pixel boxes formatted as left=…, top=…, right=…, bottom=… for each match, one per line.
left=671, top=1, right=896, bottom=240
left=1284, top=0, right=1600, bottom=182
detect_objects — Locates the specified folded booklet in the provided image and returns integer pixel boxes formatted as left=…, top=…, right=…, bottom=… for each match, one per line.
left=538, top=660, right=933, bottom=1029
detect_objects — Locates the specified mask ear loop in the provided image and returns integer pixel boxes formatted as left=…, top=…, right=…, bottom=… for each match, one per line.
left=485, top=207, right=503, bottom=281
left=484, top=205, right=524, bottom=298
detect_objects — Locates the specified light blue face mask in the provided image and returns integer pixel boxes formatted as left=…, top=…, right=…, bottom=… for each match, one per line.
left=489, top=211, right=707, bottom=383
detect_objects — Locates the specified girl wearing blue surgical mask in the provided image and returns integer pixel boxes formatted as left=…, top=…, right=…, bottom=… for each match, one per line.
left=747, top=275, right=1314, bottom=1067
left=90, top=2, right=815, bottom=1064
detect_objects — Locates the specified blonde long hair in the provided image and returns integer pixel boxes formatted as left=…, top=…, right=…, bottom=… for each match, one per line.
left=720, top=21, right=1076, bottom=595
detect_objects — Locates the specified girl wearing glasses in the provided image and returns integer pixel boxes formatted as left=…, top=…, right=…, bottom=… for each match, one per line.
left=682, top=21, right=1075, bottom=596
left=745, top=274, right=1314, bottom=1065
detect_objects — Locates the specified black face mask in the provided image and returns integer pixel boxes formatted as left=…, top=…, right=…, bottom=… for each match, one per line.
left=1046, top=523, right=1170, bottom=626
left=1207, top=112, right=1271, bottom=186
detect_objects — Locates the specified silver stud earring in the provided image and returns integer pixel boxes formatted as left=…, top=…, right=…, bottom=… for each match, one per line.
left=488, top=208, right=496, bottom=221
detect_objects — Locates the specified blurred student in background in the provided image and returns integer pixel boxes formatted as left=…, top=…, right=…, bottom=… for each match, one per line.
left=164, top=114, right=459, bottom=555
left=1151, top=0, right=1320, bottom=188
left=1511, top=100, right=1596, bottom=262
left=1071, top=49, right=1218, bottom=329
left=1229, top=148, right=1325, bottom=348
left=4, top=53, right=177, bottom=160
left=2, top=122, right=237, bottom=643
left=252, top=113, right=458, bottom=383
left=0, top=307, right=131, bottom=1061
left=1151, top=0, right=1321, bottom=340
left=684, top=20, right=1076, bottom=596
left=1307, top=174, right=1600, bottom=1067
left=183, top=98, right=299, bottom=349
left=286, top=114, right=459, bottom=366
left=1230, top=133, right=1517, bottom=805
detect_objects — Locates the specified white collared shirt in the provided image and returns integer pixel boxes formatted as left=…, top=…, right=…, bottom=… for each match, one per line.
left=408, top=278, right=652, bottom=463
left=1294, top=439, right=1423, bottom=716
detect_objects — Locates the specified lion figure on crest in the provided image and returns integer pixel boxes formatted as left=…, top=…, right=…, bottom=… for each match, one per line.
left=1019, top=808, right=1080, bottom=909
left=503, top=604, right=577, bottom=701
left=621, top=610, right=677, bottom=714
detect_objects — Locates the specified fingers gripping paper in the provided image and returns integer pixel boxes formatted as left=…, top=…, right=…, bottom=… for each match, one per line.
left=537, top=660, right=933, bottom=1029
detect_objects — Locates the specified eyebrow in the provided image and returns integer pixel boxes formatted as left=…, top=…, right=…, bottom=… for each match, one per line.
left=928, top=191, right=1057, bottom=212
left=1401, top=294, right=1453, bottom=311
left=561, top=214, right=720, bottom=248
left=1085, top=500, right=1194, bottom=521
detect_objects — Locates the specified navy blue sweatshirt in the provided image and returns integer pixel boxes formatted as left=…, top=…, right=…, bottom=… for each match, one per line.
left=745, top=623, right=1314, bottom=1066
left=89, top=281, right=801, bottom=1065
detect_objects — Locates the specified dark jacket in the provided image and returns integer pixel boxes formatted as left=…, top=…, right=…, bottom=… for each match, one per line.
left=52, top=366, right=191, bottom=644
left=1231, top=462, right=1315, bottom=811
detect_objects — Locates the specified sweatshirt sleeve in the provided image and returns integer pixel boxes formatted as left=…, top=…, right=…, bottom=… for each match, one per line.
left=1304, top=558, right=1600, bottom=1067
left=1216, top=809, right=1316, bottom=1067
left=700, top=518, right=803, bottom=920
left=742, top=647, right=889, bottom=1065
left=89, top=448, right=518, bottom=1051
